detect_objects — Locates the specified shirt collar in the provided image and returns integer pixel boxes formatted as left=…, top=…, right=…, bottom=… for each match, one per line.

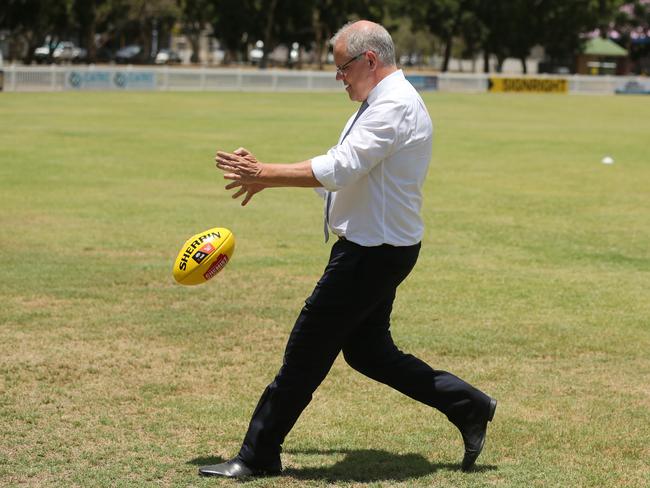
left=366, top=69, right=404, bottom=106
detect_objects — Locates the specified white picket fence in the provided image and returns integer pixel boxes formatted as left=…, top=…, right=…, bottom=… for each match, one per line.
left=1, top=65, right=648, bottom=95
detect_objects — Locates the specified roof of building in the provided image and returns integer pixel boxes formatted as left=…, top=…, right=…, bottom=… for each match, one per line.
left=584, top=37, right=628, bottom=57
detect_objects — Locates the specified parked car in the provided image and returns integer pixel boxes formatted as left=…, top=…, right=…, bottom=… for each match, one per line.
left=211, top=48, right=225, bottom=65
left=154, top=49, right=181, bottom=65
left=95, top=47, right=114, bottom=63
left=34, top=45, right=51, bottom=63
left=115, top=45, right=146, bottom=64
left=249, top=40, right=264, bottom=64
left=33, top=42, right=86, bottom=64
left=53, top=42, right=86, bottom=63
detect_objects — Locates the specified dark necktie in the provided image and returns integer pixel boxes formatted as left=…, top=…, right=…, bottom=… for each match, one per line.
left=324, top=100, right=370, bottom=242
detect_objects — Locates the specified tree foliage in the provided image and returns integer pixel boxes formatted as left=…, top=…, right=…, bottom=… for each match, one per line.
left=1, top=0, right=73, bottom=62
left=612, top=0, right=650, bottom=65
left=1, top=0, right=643, bottom=70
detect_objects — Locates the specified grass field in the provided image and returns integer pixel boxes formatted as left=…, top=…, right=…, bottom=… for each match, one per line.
left=1, top=89, right=649, bottom=488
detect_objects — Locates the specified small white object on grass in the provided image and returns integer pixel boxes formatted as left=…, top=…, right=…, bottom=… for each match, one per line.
left=601, top=156, right=614, bottom=165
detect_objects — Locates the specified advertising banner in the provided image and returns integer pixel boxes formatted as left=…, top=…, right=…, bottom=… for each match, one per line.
left=406, top=75, right=438, bottom=91
left=615, top=79, right=650, bottom=95
left=65, top=70, right=156, bottom=90
left=488, top=77, right=568, bottom=93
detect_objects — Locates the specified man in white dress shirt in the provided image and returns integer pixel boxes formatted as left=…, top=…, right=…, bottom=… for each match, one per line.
left=200, top=20, right=496, bottom=479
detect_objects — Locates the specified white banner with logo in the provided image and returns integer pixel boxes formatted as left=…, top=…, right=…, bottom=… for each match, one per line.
left=65, top=70, right=156, bottom=90
left=615, top=79, right=650, bottom=95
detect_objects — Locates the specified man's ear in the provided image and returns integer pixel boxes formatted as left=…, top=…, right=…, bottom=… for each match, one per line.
left=367, top=51, right=378, bottom=71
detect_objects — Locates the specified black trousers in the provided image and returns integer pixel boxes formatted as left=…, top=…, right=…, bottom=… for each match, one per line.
left=238, top=238, right=490, bottom=468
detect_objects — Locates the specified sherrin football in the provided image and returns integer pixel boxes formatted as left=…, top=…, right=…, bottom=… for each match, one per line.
left=173, top=227, right=235, bottom=285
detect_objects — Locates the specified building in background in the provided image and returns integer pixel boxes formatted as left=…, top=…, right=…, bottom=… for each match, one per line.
left=576, top=37, right=629, bottom=75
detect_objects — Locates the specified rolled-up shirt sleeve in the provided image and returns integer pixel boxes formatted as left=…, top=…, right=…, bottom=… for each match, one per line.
left=312, top=100, right=403, bottom=192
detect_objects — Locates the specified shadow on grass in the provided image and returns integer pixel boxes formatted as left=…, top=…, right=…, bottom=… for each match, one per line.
left=188, top=449, right=496, bottom=482
left=188, top=455, right=226, bottom=466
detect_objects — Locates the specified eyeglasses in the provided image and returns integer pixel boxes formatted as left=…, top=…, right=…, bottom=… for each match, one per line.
left=335, top=51, right=367, bottom=76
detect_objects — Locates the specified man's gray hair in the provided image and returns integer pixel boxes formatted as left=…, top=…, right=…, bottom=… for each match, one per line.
left=331, top=21, right=396, bottom=66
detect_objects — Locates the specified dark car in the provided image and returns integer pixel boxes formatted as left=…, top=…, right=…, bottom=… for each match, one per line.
left=95, top=47, right=114, bottom=63
left=114, top=45, right=146, bottom=64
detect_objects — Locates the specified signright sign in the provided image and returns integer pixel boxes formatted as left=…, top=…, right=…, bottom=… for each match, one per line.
left=488, top=77, right=568, bottom=93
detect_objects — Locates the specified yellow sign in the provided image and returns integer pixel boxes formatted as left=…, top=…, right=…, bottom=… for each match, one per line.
left=488, top=77, right=568, bottom=93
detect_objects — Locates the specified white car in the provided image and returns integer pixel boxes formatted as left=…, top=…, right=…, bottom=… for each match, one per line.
left=155, top=49, right=182, bottom=64
left=211, top=48, right=225, bottom=65
left=52, top=42, right=86, bottom=63
left=249, top=40, right=264, bottom=64
left=34, top=45, right=51, bottom=63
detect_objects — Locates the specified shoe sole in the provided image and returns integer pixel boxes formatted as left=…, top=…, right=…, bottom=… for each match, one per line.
left=198, top=469, right=281, bottom=478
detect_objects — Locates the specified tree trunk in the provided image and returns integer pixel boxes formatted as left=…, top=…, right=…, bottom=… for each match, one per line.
left=496, top=55, right=505, bottom=73
left=442, top=35, right=453, bottom=72
left=25, top=33, right=38, bottom=65
left=483, top=49, right=490, bottom=73
left=224, top=49, right=236, bottom=65
left=190, top=28, right=200, bottom=63
left=138, top=21, right=150, bottom=61
left=85, top=1, right=97, bottom=62
left=313, top=7, right=323, bottom=70
left=520, top=56, right=527, bottom=74
left=86, top=15, right=97, bottom=62
left=260, top=0, right=278, bottom=69
left=442, top=4, right=466, bottom=73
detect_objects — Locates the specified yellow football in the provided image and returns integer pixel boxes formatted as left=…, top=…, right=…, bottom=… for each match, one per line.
left=172, top=227, right=235, bottom=285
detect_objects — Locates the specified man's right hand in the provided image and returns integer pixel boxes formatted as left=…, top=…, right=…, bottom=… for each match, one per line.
left=225, top=180, right=266, bottom=206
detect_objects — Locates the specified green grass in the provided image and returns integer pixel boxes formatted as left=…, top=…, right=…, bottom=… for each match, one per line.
left=1, top=90, right=649, bottom=487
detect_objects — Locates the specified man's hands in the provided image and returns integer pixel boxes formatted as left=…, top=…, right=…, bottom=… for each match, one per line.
left=215, top=147, right=320, bottom=205
left=216, top=147, right=268, bottom=206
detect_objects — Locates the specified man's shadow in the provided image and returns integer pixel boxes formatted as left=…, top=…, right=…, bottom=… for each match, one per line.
left=189, top=448, right=496, bottom=482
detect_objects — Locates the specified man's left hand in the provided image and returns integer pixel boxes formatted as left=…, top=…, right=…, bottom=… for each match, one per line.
left=215, top=148, right=265, bottom=184
left=216, top=147, right=268, bottom=206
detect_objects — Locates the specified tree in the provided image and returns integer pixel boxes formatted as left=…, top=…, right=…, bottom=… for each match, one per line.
left=389, top=15, right=438, bottom=68
left=259, top=0, right=279, bottom=68
left=180, top=0, right=214, bottom=63
left=612, top=1, right=650, bottom=72
left=72, top=0, right=122, bottom=62
left=1, top=0, right=73, bottom=63
left=473, top=0, right=542, bottom=73
left=473, top=0, right=623, bottom=73
left=457, top=7, right=486, bottom=71
left=311, top=0, right=385, bottom=68
left=394, top=0, right=480, bottom=72
left=124, top=0, right=179, bottom=60
left=539, top=0, right=622, bottom=68
left=210, top=0, right=259, bottom=64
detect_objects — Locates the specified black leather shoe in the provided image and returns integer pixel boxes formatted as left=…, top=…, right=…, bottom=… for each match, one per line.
left=459, top=397, right=497, bottom=471
left=198, top=457, right=282, bottom=478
